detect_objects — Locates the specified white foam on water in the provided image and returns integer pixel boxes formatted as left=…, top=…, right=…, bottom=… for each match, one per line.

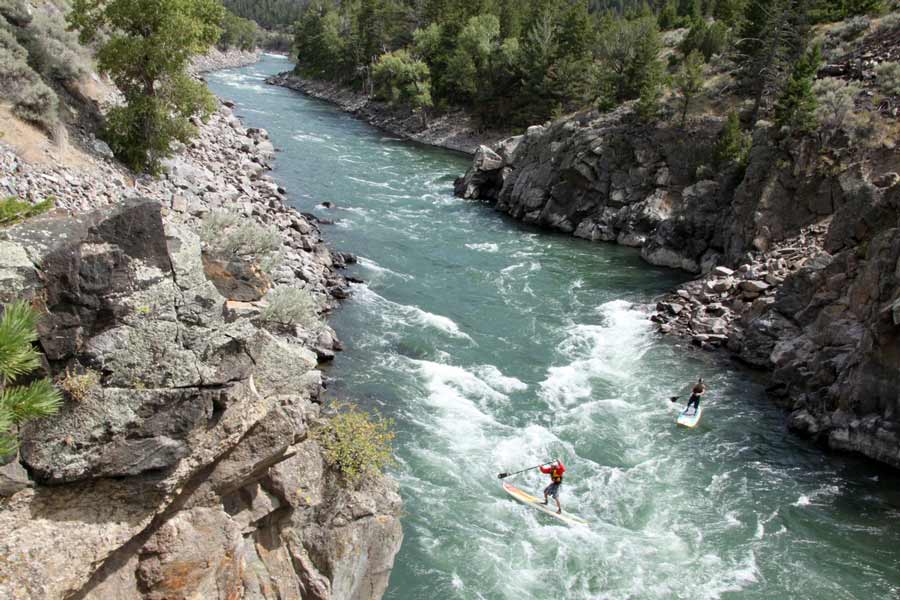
left=413, top=308, right=473, bottom=341
left=347, top=175, right=400, bottom=191
left=539, top=300, right=653, bottom=409
left=793, top=495, right=811, bottom=507
left=473, top=365, right=528, bottom=394
left=292, top=132, right=327, bottom=143
left=500, top=262, right=526, bottom=274
left=465, top=242, right=500, bottom=253
left=450, top=572, right=463, bottom=590
left=356, top=257, right=412, bottom=281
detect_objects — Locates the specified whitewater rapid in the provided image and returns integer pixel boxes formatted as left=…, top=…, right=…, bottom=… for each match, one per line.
left=207, top=56, right=900, bottom=600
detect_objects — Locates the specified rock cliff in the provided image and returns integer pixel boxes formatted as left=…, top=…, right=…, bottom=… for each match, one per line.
left=455, top=106, right=900, bottom=468
left=0, top=96, right=402, bottom=599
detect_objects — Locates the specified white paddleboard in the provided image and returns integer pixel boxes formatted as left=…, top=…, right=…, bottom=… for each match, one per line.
left=676, top=405, right=703, bottom=428
left=501, top=481, right=589, bottom=527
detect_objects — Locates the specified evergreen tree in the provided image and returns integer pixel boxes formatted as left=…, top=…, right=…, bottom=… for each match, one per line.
left=714, top=110, right=752, bottom=169
left=0, top=301, right=62, bottom=456
left=596, top=16, right=663, bottom=105
left=774, top=43, right=820, bottom=132
left=675, top=49, right=705, bottom=126
left=294, top=1, right=347, bottom=81
left=69, top=0, right=224, bottom=173
left=735, top=0, right=811, bottom=121
left=658, top=0, right=681, bottom=29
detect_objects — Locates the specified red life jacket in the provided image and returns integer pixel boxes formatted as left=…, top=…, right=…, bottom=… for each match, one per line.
left=541, top=462, right=566, bottom=483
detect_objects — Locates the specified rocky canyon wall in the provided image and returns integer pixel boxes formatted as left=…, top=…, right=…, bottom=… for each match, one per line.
left=456, top=106, right=900, bottom=467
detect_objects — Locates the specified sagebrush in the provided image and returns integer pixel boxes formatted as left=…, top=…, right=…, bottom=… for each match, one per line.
left=260, top=286, right=321, bottom=330
left=201, top=211, right=283, bottom=273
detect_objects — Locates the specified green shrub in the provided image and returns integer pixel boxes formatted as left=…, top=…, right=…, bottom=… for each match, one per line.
left=58, top=367, right=100, bottom=403
left=0, top=197, right=53, bottom=227
left=847, top=110, right=887, bottom=147
left=874, top=61, right=900, bottom=96
left=0, top=27, right=59, bottom=131
left=18, top=8, right=92, bottom=84
left=0, top=301, right=62, bottom=456
left=813, top=78, right=860, bottom=131
left=714, top=111, right=752, bottom=169
left=260, top=286, right=321, bottom=330
left=314, top=403, right=395, bottom=487
left=679, top=19, right=730, bottom=60
left=834, top=16, right=872, bottom=40
left=201, top=211, right=282, bottom=266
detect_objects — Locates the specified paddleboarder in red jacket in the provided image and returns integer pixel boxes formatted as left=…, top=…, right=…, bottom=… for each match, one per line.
left=540, top=459, right=566, bottom=514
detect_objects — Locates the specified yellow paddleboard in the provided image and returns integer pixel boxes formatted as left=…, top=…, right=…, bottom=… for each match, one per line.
left=501, top=481, right=589, bottom=527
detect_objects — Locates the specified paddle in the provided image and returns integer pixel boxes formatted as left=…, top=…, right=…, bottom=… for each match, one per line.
left=497, top=460, right=554, bottom=480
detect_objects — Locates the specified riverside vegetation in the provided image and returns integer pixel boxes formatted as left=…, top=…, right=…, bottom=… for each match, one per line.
left=1, top=0, right=402, bottom=598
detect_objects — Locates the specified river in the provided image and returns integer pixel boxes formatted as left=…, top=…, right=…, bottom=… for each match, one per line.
left=207, top=55, right=900, bottom=600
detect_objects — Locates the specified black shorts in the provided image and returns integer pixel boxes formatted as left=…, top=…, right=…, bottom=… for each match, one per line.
left=544, top=482, right=561, bottom=499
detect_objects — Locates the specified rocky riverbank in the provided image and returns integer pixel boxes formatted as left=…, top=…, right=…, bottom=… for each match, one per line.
left=189, top=47, right=262, bottom=74
left=266, top=72, right=508, bottom=155
left=456, top=105, right=900, bottom=468
left=0, top=82, right=402, bottom=599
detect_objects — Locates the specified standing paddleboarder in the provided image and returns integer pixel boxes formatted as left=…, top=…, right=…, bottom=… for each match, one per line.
left=540, top=459, right=566, bottom=514
left=685, top=377, right=706, bottom=415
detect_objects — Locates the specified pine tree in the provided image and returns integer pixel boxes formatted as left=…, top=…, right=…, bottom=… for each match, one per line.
left=0, top=301, right=62, bottom=456
left=675, top=49, right=705, bottom=126
left=774, top=43, right=820, bottom=133
left=714, top=110, right=752, bottom=167
left=735, top=0, right=811, bottom=121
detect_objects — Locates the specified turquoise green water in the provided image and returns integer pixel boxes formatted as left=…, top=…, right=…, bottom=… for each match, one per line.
left=208, top=56, right=900, bottom=600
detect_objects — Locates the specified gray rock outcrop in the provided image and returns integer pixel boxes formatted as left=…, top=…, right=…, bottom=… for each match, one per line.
left=0, top=201, right=402, bottom=599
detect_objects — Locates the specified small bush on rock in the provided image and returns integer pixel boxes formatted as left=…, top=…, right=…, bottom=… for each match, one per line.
left=874, top=61, right=900, bottom=96
left=201, top=211, right=282, bottom=271
left=59, top=367, right=100, bottom=403
left=0, top=301, right=62, bottom=455
left=314, top=403, right=395, bottom=487
left=814, top=78, right=860, bottom=132
left=260, top=286, right=321, bottom=330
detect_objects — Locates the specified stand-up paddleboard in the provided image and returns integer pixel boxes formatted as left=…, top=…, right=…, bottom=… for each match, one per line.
left=501, top=481, right=589, bottom=527
left=676, top=405, right=703, bottom=428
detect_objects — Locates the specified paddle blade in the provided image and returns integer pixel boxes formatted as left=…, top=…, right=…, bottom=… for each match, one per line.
left=497, top=472, right=509, bottom=479
left=669, top=396, right=680, bottom=402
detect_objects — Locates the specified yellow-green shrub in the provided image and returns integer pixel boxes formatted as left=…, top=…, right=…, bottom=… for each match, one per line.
left=314, top=404, right=395, bottom=487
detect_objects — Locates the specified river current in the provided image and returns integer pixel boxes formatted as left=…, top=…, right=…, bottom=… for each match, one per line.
left=208, top=56, right=900, bottom=600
